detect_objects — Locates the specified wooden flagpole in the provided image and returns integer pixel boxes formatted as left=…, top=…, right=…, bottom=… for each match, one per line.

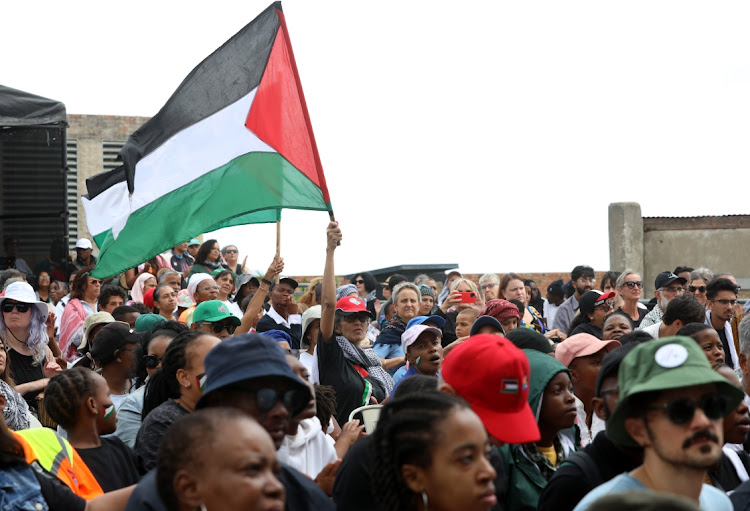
left=275, top=210, right=281, bottom=284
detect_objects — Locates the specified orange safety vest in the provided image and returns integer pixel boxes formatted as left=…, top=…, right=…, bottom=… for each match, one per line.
left=14, top=428, right=103, bottom=499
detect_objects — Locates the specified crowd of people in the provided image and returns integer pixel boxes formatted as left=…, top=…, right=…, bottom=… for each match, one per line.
left=0, top=225, right=750, bottom=510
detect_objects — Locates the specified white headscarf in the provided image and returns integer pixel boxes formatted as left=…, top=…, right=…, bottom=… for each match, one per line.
left=187, top=274, right=213, bottom=301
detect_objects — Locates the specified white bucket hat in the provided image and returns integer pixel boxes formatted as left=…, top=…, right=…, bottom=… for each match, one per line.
left=0, top=282, right=49, bottom=322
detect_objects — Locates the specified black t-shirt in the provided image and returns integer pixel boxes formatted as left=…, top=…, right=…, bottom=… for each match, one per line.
left=8, top=348, right=45, bottom=411
left=77, top=436, right=141, bottom=492
left=569, top=322, right=603, bottom=339
left=439, top=310, right=458, bottom=347
left=710, top=449, right=750, bottom=492
left=317, top=333, right=386, bottom=425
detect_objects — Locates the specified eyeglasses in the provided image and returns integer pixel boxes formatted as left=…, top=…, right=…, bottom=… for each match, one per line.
left=38, top=276, right=50, bottom=280
left=480, top=283, right=497, bottom=291
left=689, top=286, right=706, bottom=294
left=205, top=321, right=237, bottom=334
left=578, top=278, right=596, bottom=284
left=623, top=281, right=644, bottom=289
left=224, top=249, right=238, bottom=254
left=595, top=301, right=615, bottom=311
left=710, top=299, right=738, bottom=307
left=1, top=302, right=30, bottom=313
left=659, top=286, right=684, bottom=294
left=647, top=394, right=727, bottom=425
left=88, top=279, right=103, bottom=286
left=199, top=285, right=221, bottom=292
left=143, top=354, right=162, bottom=369
left=353, top=279, right=365, bottom=284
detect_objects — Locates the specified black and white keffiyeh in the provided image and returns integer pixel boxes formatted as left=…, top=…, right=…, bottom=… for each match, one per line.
left=335, top=335, right=394, bottom=396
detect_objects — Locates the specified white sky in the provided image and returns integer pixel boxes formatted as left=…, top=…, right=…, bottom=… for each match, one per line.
left=3, top=1, right=750, bottom=277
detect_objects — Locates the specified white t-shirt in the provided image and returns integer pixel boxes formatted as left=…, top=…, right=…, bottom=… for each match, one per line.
left=276, top=417, right=337, bottom=479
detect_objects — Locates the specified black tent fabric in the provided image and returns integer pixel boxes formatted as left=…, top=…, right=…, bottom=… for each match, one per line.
left=0, top=84, right=66, bottom=126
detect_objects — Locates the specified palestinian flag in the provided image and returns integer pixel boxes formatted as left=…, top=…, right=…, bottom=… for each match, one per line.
left=82, top=2, right=331, bottom=278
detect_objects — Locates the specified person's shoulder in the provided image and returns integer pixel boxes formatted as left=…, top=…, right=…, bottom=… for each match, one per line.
left=256, top=315, right=275, bottom=330
left=125, top=470, right=166, bottom=511
left=700, top=483, right=733, bottom=509
left=573, top=473, right=642, bottom=511
left=280, top=463, right=335, bottom=510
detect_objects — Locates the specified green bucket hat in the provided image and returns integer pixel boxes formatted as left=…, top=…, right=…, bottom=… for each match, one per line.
left=607, top=336, right=744, bottom=448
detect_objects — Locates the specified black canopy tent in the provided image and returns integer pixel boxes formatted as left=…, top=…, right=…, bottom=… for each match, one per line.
left=0, top=85, right=69, bottom=277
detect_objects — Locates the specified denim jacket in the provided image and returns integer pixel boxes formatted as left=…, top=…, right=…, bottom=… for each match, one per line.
left=0, top=463, right=49, bottom=511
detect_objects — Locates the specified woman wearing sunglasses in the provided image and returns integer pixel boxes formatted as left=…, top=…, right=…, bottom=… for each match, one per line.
left=614, top=270, right=648, bottom=328
left=114, top=321, right=186, bottom=448
left=59, top=265, right=102, bottom=362
left=568, top=291, right=617, bottom=339
left=688, top=267, right=714, bottom=307
left=135, top=330, right=220, bottom=471
left=0, top=281, right=62, bottom=415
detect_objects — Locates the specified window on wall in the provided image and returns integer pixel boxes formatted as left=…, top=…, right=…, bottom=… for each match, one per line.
left=67, top=139, right=78, bottom=252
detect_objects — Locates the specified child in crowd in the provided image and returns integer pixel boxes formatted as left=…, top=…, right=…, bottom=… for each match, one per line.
left=454, top=308, right=479, bottom=338
left=44, top=367, right=141, bottom=492
left=499, top=349, right=578, bottom=510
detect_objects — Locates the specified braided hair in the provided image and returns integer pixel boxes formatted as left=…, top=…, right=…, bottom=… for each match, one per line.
left=44, top=367, right=97, bottom=429
left=142, top=330, right=205, bottom=419
left=314, top=384, right=337, bottom=430
left=370, top=393, right=467, bottom=510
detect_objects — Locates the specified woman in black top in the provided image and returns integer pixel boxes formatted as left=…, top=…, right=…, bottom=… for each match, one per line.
left=0, top=282, right=61, bottom=413
left=318, top=222, right=393, bottom=425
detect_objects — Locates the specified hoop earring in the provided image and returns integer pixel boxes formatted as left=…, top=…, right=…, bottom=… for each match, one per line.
left=421, top=491, right=428, bottom=511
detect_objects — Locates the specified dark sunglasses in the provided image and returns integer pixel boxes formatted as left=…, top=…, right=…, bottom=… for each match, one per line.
left=647, top=394, right=727, bottom=425
left=142, top=354, right=162, bottom=370
left=206, top=322, right=237, bottom=334
left=354, top=279, right=365, bottom=284
left=623, top=281, right=644, bottom=289
left=341, top=313, right=371, bottom=323
left=255, top=388, right=305, bottom=414
left=224, top=249, right=238, bottom=254
left=2, top=302, right=30, bottom=313
left=689, top=285, right=706, bottom=293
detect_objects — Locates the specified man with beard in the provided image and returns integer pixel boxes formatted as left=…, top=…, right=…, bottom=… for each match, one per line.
left=705, top=277, right=741, bottom=370
left=638, top=271, right=686, bottom=330
left=552, top=265, right=595, bottom=334
left=573, top=337, right=743, bottom=510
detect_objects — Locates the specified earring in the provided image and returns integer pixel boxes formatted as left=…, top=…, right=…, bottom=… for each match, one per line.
left=421, top=491, right=428, bottom=511
left=197, top=504, right=207, bottom=511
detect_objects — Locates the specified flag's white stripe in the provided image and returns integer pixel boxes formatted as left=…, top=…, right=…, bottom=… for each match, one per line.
left=82, top=86, right=276, bottom=239
left=131, top=86, right=275, bottom=215
left=81, top=181, right=130, bottom=237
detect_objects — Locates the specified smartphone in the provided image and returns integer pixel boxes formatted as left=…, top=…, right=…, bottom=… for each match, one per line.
left=457, top=291, right=476, bottom=304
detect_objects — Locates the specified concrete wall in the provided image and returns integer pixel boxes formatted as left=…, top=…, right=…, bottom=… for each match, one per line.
left=609, top=203, right=750, bottom=296
left=67, top=114, right=149, bottom=242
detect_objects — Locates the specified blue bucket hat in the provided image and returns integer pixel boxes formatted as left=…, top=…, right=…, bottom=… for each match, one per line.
left=196, top=333, right=310, bottom=410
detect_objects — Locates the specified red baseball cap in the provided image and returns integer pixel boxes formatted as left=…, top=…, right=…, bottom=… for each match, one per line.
left=335, top=296, right=372, bottom=317
left=441, top=334, right=540, bottom=444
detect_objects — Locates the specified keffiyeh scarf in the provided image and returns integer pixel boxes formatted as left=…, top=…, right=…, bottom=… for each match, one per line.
left=335, top=335, right=394, bottom=396
left=0, top=380, right=30, bottom=430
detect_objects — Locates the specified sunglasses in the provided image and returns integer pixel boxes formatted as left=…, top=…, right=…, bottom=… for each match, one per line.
left=224, top=249, right=238, bottom=254
left=353, top=279, right=365, bottom=284
left=647, top=394, right=727, bottom=425
left=623, top=281, right=644, bottom=289
left=595, top=301, right=615, bottom=311
left=341, top=313, right=371, bottom=323
left=143, top=354, right=162, bottom=370
left=2, top=302, right=30, bottom=313
left=254, top=387, right=305, bottom=413
left=689, top=286, right=706, bottom=294
left=206, top=322, right=237, bottom=334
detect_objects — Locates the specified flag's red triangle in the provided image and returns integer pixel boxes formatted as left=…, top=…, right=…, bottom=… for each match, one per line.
left=246, top=9, right=330, bottom=204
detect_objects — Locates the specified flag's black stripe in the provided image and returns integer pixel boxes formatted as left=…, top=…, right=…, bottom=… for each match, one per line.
left=93, top=2, right=282, bottom=196
left=84, top=164, right=127, bottom=200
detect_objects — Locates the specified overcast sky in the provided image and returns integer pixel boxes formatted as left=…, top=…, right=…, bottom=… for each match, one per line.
left=4, top=1, right=749, bottom=277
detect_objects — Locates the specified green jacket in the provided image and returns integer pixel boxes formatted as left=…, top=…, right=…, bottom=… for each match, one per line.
left=497, top=349, right=578, bottom=511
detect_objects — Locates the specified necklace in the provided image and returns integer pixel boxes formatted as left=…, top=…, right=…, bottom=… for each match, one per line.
left=4, top=327, right=30, bottom=354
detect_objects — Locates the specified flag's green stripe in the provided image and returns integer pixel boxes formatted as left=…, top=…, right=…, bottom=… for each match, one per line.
left=91, top=152, right=328, bottom=279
